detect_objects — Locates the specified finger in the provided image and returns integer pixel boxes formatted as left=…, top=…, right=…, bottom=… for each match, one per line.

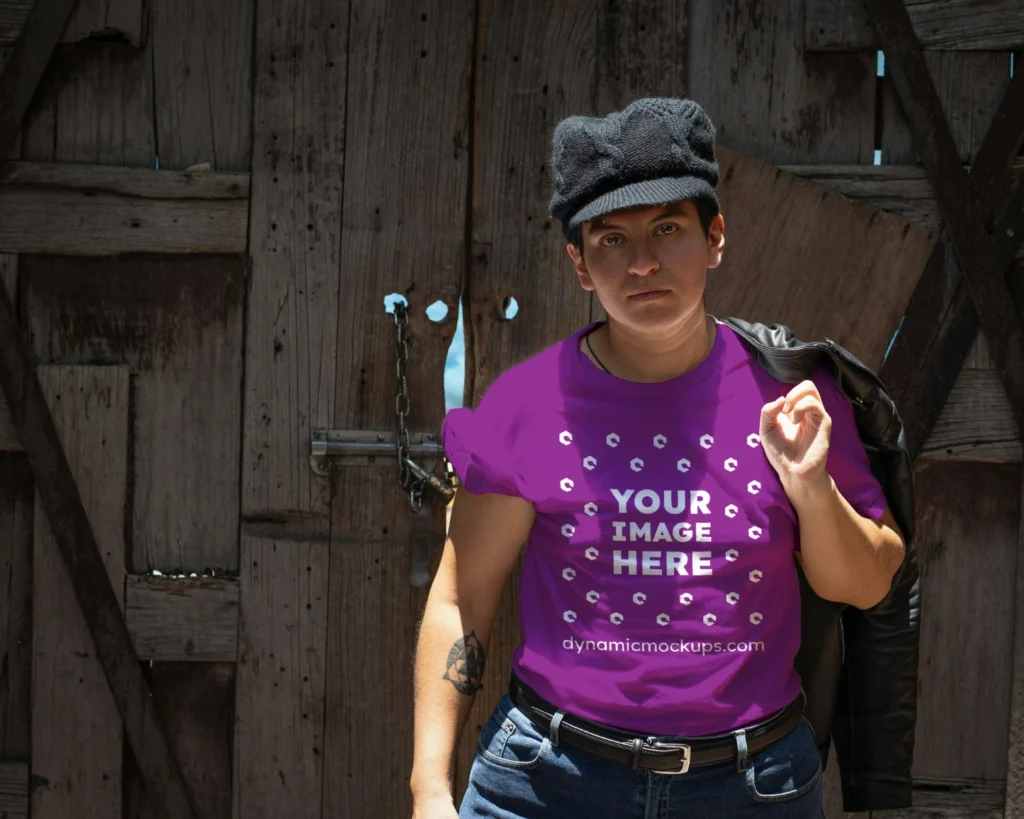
left=782, top=380, right=821, bottom=413
left=789, top=395, right=830, bottom=427
left=759, top=396, right=787, bottom=434
left=761, top=396, right=787, bottom=420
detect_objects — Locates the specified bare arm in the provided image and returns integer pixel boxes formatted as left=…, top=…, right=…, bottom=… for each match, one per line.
left=793, top=478, right=905, bottom=609
left=409, top=487, right=535, bottom=803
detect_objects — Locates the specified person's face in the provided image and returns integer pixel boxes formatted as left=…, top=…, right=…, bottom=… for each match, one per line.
left=567, top=200, right=725, bottom=332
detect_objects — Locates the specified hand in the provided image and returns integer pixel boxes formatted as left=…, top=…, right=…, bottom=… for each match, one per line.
left=411, top=791, right=459, bottom=819
left=759, top=380, right=832, bottom=500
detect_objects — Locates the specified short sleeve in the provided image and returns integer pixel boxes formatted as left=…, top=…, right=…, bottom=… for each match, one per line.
left=441, top=371, right=524, bottom=498
left=814, top=365, right=888, bottom=521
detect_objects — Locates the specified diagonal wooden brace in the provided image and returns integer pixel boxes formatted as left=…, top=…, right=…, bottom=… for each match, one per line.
left=865, top=0, right=1024, bottom=445
left=880, top=67, right=1024, bottom=459
left=0, top=1, right=198, bottom=817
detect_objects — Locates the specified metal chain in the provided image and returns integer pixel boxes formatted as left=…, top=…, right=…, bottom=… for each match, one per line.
left=393, top=302, right=426, bottom=511
left=392, top=301, right=462, bottom=511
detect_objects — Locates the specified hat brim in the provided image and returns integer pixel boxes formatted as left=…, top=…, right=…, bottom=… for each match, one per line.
left=566, top=176, right=719, bottom=234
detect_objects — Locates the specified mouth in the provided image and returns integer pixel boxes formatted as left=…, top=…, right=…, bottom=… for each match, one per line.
left=628, top=289, right=670, bottom=300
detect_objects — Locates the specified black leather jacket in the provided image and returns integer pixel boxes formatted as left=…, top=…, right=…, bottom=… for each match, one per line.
left=721, top=316, right=920, bottom=812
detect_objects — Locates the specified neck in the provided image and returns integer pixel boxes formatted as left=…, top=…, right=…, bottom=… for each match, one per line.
left=588, top=311, right=716, bottom=383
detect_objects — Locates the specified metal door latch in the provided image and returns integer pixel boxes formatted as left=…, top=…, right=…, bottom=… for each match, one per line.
left=310, top=429, right=443, bottom=474
left=309, top=429, right=456, bottom=505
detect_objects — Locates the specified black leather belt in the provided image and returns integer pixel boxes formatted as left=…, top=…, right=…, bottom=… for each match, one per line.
left=508, top=672, right=805, bottom=775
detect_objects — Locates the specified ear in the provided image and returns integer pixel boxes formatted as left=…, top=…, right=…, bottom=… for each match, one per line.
left=567, top=242, right=595, bottom=292
left=706, top=212, right=726, bottom=269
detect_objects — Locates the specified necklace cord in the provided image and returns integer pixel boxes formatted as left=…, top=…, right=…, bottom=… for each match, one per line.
left=585, top=331, right=612, bottom=374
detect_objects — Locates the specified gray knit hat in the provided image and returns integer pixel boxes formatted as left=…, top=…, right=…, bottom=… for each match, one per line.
left=548, top=98, right=720, bottom=239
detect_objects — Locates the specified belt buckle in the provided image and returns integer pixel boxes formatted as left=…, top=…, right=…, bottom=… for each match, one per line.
left=649, top=741, right=691, bottom=775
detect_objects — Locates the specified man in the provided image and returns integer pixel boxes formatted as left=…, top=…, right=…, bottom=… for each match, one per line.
left=410, top=98, right=917, bottom=818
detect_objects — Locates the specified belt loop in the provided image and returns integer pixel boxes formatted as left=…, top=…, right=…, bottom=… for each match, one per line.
left=735, top=728, right=749, bottom=773
left=630, top=738, right=643, bottom=770
left=549, top=710, right=566, bottom=747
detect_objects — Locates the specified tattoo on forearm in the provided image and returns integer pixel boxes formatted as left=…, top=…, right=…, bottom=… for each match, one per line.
left=442, top=630, right=486, bottom=695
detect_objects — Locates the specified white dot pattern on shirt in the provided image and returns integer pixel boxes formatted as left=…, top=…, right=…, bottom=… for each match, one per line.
left=555, top=428, right=768, bottom=629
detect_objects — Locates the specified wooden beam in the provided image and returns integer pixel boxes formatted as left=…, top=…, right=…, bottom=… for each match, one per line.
left=1, top=160, right=249, bottom=197
left=32, top=365, right=127, bottom=816
left=866, top=0, right=1024, bottom=447
left=0, top=2, right=196, bottom=817
left=780, top=160, right=1024, bottom=236
left=806, top=0, right=1024, bottom=51
left=0, top=0, right=80, bottom=155
left=876, top=30, right=1024, bottom=461
left=0, top=161, right=250, bottom=255
left=0, top=279, right=196, bottom=818
left=125, top=574, right=238, bottom=662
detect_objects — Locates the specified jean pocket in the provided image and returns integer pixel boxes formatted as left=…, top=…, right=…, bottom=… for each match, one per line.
left=744, top=718, right=823, bottom=804
left=477, top=695, right=551, bottom=771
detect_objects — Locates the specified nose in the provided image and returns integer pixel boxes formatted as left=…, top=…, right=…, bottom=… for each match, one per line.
left=627, top=239, right=659, bottom=277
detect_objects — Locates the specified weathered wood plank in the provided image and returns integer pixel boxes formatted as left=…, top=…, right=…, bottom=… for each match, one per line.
left=1004, top=471, right=1024, bottom=817
left=912, top=462, right=1021, bottom=780
left=234, top=537, right=327, bottom=819
left=125, top=575, right=238, bottom=661
left=882, top=810, right=1002, bottom=819
left=0, top=760, right=27, bottom=816
left=0, top=0, right=80, bottom=157
left=151, top=0, right=253, bottom=171
left=0, top=185, right=248, bottom=254
left=318, top=2, right=471, bottom=817
left=805, top=0, right=1024, bottom=51
left=22, top=255, right=245, bottom=571
left=0, top=0, right=143, bottom=46
left=1, top=160, right=249, bottom=198
left=964, top=331, right=995, bottom=370
left=775, top=161, right=1024, bottom=235
left=237, top=0, right=347, bottom=814
left=711, top=145, right=936, bottom=371
left=0, top=254, right=12, bottom=299
left=594, top=1, right=687, bottom=115
left=884, top=810, right=1003, bottom=814
left=869, top=0, right=1024, bottom=447
left=689, top=0, right=876, bottom=164
left=14, top=38, right=155, bottom=166
left=458, top=0, right=597, bottom=803
left=242, top=0, right=345, bottom=521
left=590, top=0, right=688, bottom=327
left=883, top=51, right=1011, bottom=165
left=0, top=454, right=31, bottom=758
left=31, top=365, right=128, bottom=818
left=912, top=777, right=1004, bottom=810
left=0, top=402, right=13, bottom=450
left=51, top=40, right=154, bottom=165
left=919, top=369, right=1023, bottom=462
left=125, top=663, right=235, bottom=819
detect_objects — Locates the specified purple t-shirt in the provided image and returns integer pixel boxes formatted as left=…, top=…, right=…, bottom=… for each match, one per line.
left=441, top=318, right=887, bottom=736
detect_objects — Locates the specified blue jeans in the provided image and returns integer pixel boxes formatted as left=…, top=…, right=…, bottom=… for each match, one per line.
left=459, top=693, right=824, bottom=818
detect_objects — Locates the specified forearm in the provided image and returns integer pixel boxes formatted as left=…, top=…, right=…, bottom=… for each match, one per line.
left=791, top=475, right=904, bottom=609
left=410, top=590, right=491, bottom=800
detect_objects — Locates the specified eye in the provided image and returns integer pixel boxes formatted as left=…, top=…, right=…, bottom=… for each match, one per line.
left=601, top=235, right=623, bottom=247
left=657, top=224, right=678, bottom=235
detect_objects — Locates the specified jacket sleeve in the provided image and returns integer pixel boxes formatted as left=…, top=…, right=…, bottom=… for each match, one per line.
left=830, top=361, right=921, bottom=812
